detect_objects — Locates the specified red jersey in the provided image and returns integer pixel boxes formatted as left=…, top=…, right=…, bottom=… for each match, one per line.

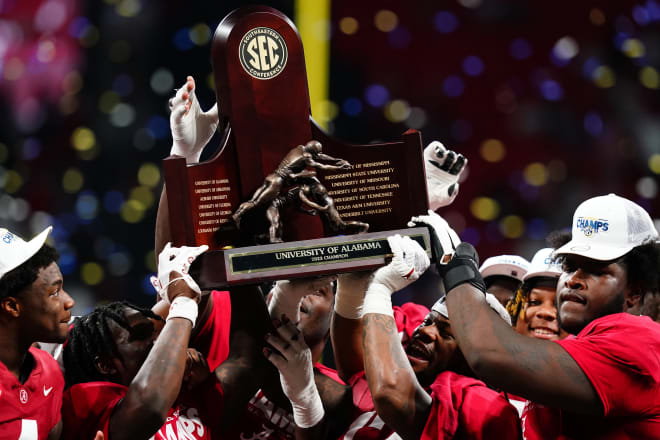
left=523, top=313, right=660, bottom=439
left=336, top=303, right=430, bottom=440
left=0, top=347, right=64, bottom=440
left=338, top=372, right=400, bottom=439
left=228, top=363, right=342, bottom=440
left=61, top=374, right=224, bottom=440
left=192, top=290, right=232, bottom=371
left=422, top=371, right=521, bottom=439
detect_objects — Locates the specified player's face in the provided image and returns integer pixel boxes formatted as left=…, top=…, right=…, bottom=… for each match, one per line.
left=109, top=308, right=156, bottom=386
left=405, top=311, right=461, bottom=386
left=298, top=282, right=334, bottom=349
left=514, top=284, right=567, bottom=340
left=18, top=262, right=74, bottom=343
left=556, top=255, right=629, bottom=335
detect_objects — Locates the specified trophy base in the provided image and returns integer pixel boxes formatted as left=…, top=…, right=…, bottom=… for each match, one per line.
left=191, top=227, right=433, bottom=288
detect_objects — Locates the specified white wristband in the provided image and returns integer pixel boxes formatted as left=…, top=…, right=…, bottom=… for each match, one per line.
left=362, top=283, right=394, bottom=317
left=290, top=384, right=325, bottom=428
left=334, top=286, right=365, bottom=320
left=167, top=296, right=198, bottom=326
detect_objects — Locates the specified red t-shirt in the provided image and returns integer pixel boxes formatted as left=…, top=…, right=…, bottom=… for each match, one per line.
left=422, top=371, right=521, bottom=440
left=61, top=375, right=224, bottom=440
left=0, top=347, right=64, bottom=439
left=191, top=290, right=232, bottom=371
left=523, top=313, right=660, bottom=439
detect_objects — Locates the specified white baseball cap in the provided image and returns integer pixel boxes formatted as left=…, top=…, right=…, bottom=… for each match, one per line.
left=523, top=247, right=562, bottom=281
left=0, top=226, right=53, bottom=280
left=554, top=194, right=658, bottom=261
left=479, top=255, right=530, bottom=282
left=431, top=293, right=512, bottom=325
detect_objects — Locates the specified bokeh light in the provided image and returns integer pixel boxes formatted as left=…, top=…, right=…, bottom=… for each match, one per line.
left=62, top=168, right=84, bottom=193
left=81, top=262, right=104, bottom=285
left=71, top=127, right=96, bottom=151
left=470, top=197, right=500, bottom=221
left=523, top=162, right=549, bottom=186
left=593, top=66, right=616, bottom=88
left=499, top=215, right=525, bottom=239
left=636, top=177, right=658, bottom=199
left=384, top=100, right=410, bottom=122
left=480, top=139, right=505, bottom=162
left=374, top=10, right=398, bottom=32
left=120, top=199, right=147, bottom=223
left=339, top=17, right=359, bottom=35
left=433, top=11, right=458, bottom=34
left=639, top=67, right=659, bottom=89
left=649, top=154, right=660, bottom=174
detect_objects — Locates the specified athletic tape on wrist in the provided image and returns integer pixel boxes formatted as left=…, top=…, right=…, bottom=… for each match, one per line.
left=167, top=296, right=198, bottom=326
left=334, top=285, right=366, bottom=320
left=291, top=386, right=325, bottom=428
left=362, top=283, right=394, bottom=317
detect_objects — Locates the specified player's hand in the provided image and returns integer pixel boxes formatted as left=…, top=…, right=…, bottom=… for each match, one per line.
left=150, top=243, right=208, bottom=303
left=371, top=234, right=430, bottom=294
left=408, top=210, right=460, bottom=265
left=183, top=348, right=210, bottom=390
left=268, top=276, right=337, bottom=323
left=424, top=141, right=467, bottom=210
left=264, top=314, right=324, bottom=428
left=94, top=431, right=104, bottom=440
left=169, top=76, right=219, bottom=163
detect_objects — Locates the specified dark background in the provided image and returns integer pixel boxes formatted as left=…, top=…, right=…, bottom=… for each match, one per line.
left=0, top=0, right=658, bottom=314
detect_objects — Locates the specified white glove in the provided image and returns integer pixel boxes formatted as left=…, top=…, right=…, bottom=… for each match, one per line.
left=264, top=317, right=325, bottom=428
left=424, top=141, right=467, bottom=210
left=169, top=76, right=219, bottom=164
left=363, top=235, right=430, bottom=316
left=408, top=210, right=461, bottom=264
left=150, top=242, right=208, bottom=303
left=268, top=276, right=336, bottom=323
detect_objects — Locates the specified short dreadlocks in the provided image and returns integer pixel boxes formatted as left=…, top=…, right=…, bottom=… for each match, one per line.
left=63, top=301, right=163, bottom=388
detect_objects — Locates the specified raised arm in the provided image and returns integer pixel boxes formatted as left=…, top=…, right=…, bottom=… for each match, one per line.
left=330, top=271, right=371, bottom=382
left=109, top=248, right=205, bottom=440
left=445, top=277, right=600, bottom=414
left=361, top=235, right=432, bottom=440
left=156, top=75, right=220, bottom=256
left=214, top=284, right=280, bottom=430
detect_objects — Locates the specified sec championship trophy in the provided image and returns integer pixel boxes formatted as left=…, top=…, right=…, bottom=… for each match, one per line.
left=163, top=6, right=433, bottom=288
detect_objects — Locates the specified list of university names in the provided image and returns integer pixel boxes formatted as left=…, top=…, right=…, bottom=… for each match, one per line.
left=325, top=160, right=399, bottom=218
left=193, top=179, right=232, bottom=234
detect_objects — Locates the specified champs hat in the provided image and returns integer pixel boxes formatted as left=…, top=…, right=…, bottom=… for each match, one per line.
left=523, top=247, right=562, bottom=281
left=555, top=194, right=658, bottom=261
left=479, top=255, right=530, bottom=282
left=0, top=226, right=53, bottom=279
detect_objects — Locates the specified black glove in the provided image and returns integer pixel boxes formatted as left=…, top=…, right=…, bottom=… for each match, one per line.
left=437, top=242, right=486, bottom=295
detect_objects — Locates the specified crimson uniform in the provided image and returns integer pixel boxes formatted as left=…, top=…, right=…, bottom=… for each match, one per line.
left=61, top=290, right=232, bottom=440
left=421, top=371, right=521, bottom=439
left=0, top=347, right=64, bottom=440
left=228, top=363, right=343, bottom=440
left=227, top=302, right=429, bottom=440
left=336, top=303, right=431, bottom=440
left=522, top=313, right=660, bottom=439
